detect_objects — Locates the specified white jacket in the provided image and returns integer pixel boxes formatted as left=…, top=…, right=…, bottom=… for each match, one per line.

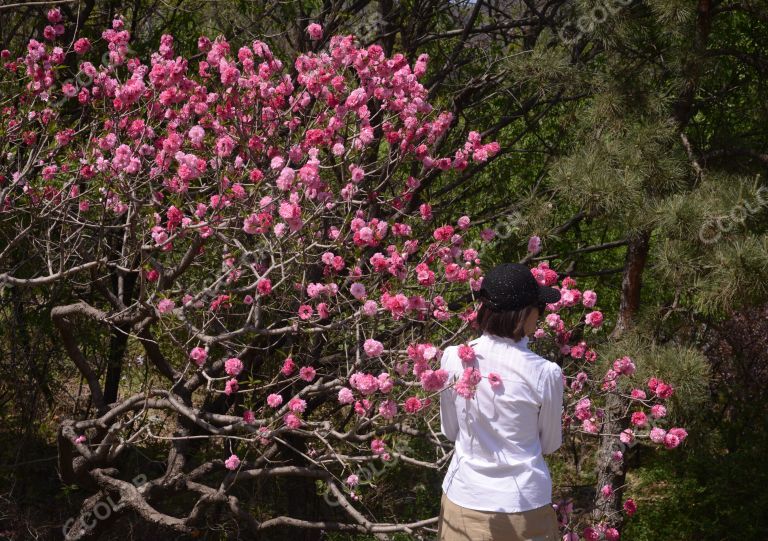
left=440, top=332, right=564, bottom=512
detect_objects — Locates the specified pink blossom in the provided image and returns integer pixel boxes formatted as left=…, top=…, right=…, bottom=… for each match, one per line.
left=299, top=366, right=316, bottom=382
left=649, top=427, right=667, bottom=444
left=560, top=288, right=580, bottom=307
left=224, top=454, right=240, bottom=470
left=487, top=372, right=503, bottom=390
left=284, top=413, right=302, bottom=429
left=242, top=410, right=255, bottom=424
left=527, top=235, right=541, bottom=254
left=630, top=411, right=648, bottom=427
left=188, top=125, right=205, bottom=145
left=480, top=228, right=496, bottom=241
left=623, top=498, right=637, bottom=516
left=415, top=263, right=435, bottom=286
left=288, top=397, right=306, bottom=413
left=582, top=290, right=597, bottom=307
left=157, top=298, right=175, bottom=314
left=346, top=474, right=359, bottom=487
left=600, top=484, right=614, bottom=498
left=306, top=23, right=323, bottom=40
left=377, top=373, right=394, bottom=393
left=455, top=367, right=482, bottom=399
left=667, top=427, right=688, bottom=447
left=317, top=300, right=334, bottom=317
left=570, top=342, right=586, bottom=359
left=349, top=164, right=365, bottom=183
left=361, top=300, right=378, bottom=316
left=651, top=404, right=667, bottom=418
left=404, top=396, right=424, bottom=413
left=281, top=357, right=296, bottom=376
left=370, top=439, right=386, bottom=455
left=458, top=344, right=476, bottom=363
left=215, top=135, right=235, bottom=157
left=350, top=282, right=366, bottom=300
left=256, top=278, right=272, bottom=295
left=432, top=224, right=454, bottom=241
left=224, top=378, right=239, bottom=395
left=655, top=381, right=675, bottom=399
left=419, top=369, right=448, bottom=392
left=583, top=527, right=599, bottom=541
left=379, top=399, right=398, bottom=419
left=531, top=263, right=558, bottom=286
left=613, top=356, right=636, bottom=375
left=619, top=428, right=635, bottom=445
left=338, top=387, right=354, bottom=404
left=363, top=338, right=384, bottom=357
left=47, top=7, right=62, bottom=23
left=585, top=311, right=604, bottom=328
left=74, top=38, right=91, bottom=55
left=189, top=347, right=207, bottom=366
left=545, top=313, right=562, bottom=329
left=298, top=304, right=314, bottom=320
left=349, top=372, right=379, bottom=395
left=267, top=393, right=283, bottom=408
left=224, top=357, right=243, bottom=376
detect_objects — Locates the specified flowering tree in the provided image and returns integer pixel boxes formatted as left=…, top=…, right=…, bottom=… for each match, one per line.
left=0, top=10, right=687, bottom=540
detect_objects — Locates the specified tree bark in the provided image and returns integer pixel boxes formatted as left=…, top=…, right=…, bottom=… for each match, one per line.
left=610, top=230, right=651, bottom=340
left=593, top=229, right=651, bottom=527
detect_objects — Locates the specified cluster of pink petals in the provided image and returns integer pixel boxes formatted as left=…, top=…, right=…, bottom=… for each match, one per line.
left=363, top=338, right=384, bottom=357
left=284, top=413, right=302, bottom=428
left=224, top=454, right=240, bottom=470
left=648, top=377, right=675, bottom=399
left=281, top=357, right=296, bottom=376
left=189, top=347, right=207, bottom=366
left=582, top=525, right=620, bottom=540
left=649, top=426, right=688, bottom=449
left=457, top=344, right=476, bottom=363
left=455, top=367, right=482, bottom=399
left=299, top=366, right=316, bottom=382
left=224, top=357, right=243, bottom=376
left=585, top=310, right=604, bottom=328
left=527, top=235, right=542, bottom=255
left=419, top=368, right=449, bottom=392
left=224, top=379, right=239, bottom=395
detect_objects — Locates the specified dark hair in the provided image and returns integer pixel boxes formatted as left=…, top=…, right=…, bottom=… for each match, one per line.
left=475, top=301, right=543, bottom=342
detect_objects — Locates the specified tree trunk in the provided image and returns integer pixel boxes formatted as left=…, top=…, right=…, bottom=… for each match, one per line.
left=103, top=272, right=137, bottom=405
left=610, top=230, right=651, bottom=340
left=593, top=229, right=651, bottom=527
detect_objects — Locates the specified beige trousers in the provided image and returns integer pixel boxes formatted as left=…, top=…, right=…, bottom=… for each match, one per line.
left=437, top=492, right=560, bottom=541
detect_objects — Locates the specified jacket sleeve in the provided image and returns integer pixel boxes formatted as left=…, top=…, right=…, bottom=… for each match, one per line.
left=439, top=348, right=459, bottom=442
left=538, top=363, right=564, bottom=455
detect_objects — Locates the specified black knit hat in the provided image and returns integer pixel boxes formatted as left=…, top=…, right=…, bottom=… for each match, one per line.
left=479, top=263, right=561, bottom=312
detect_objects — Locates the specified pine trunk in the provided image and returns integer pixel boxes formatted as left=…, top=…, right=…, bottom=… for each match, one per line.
left=593, top=230, right=651, bottom=527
